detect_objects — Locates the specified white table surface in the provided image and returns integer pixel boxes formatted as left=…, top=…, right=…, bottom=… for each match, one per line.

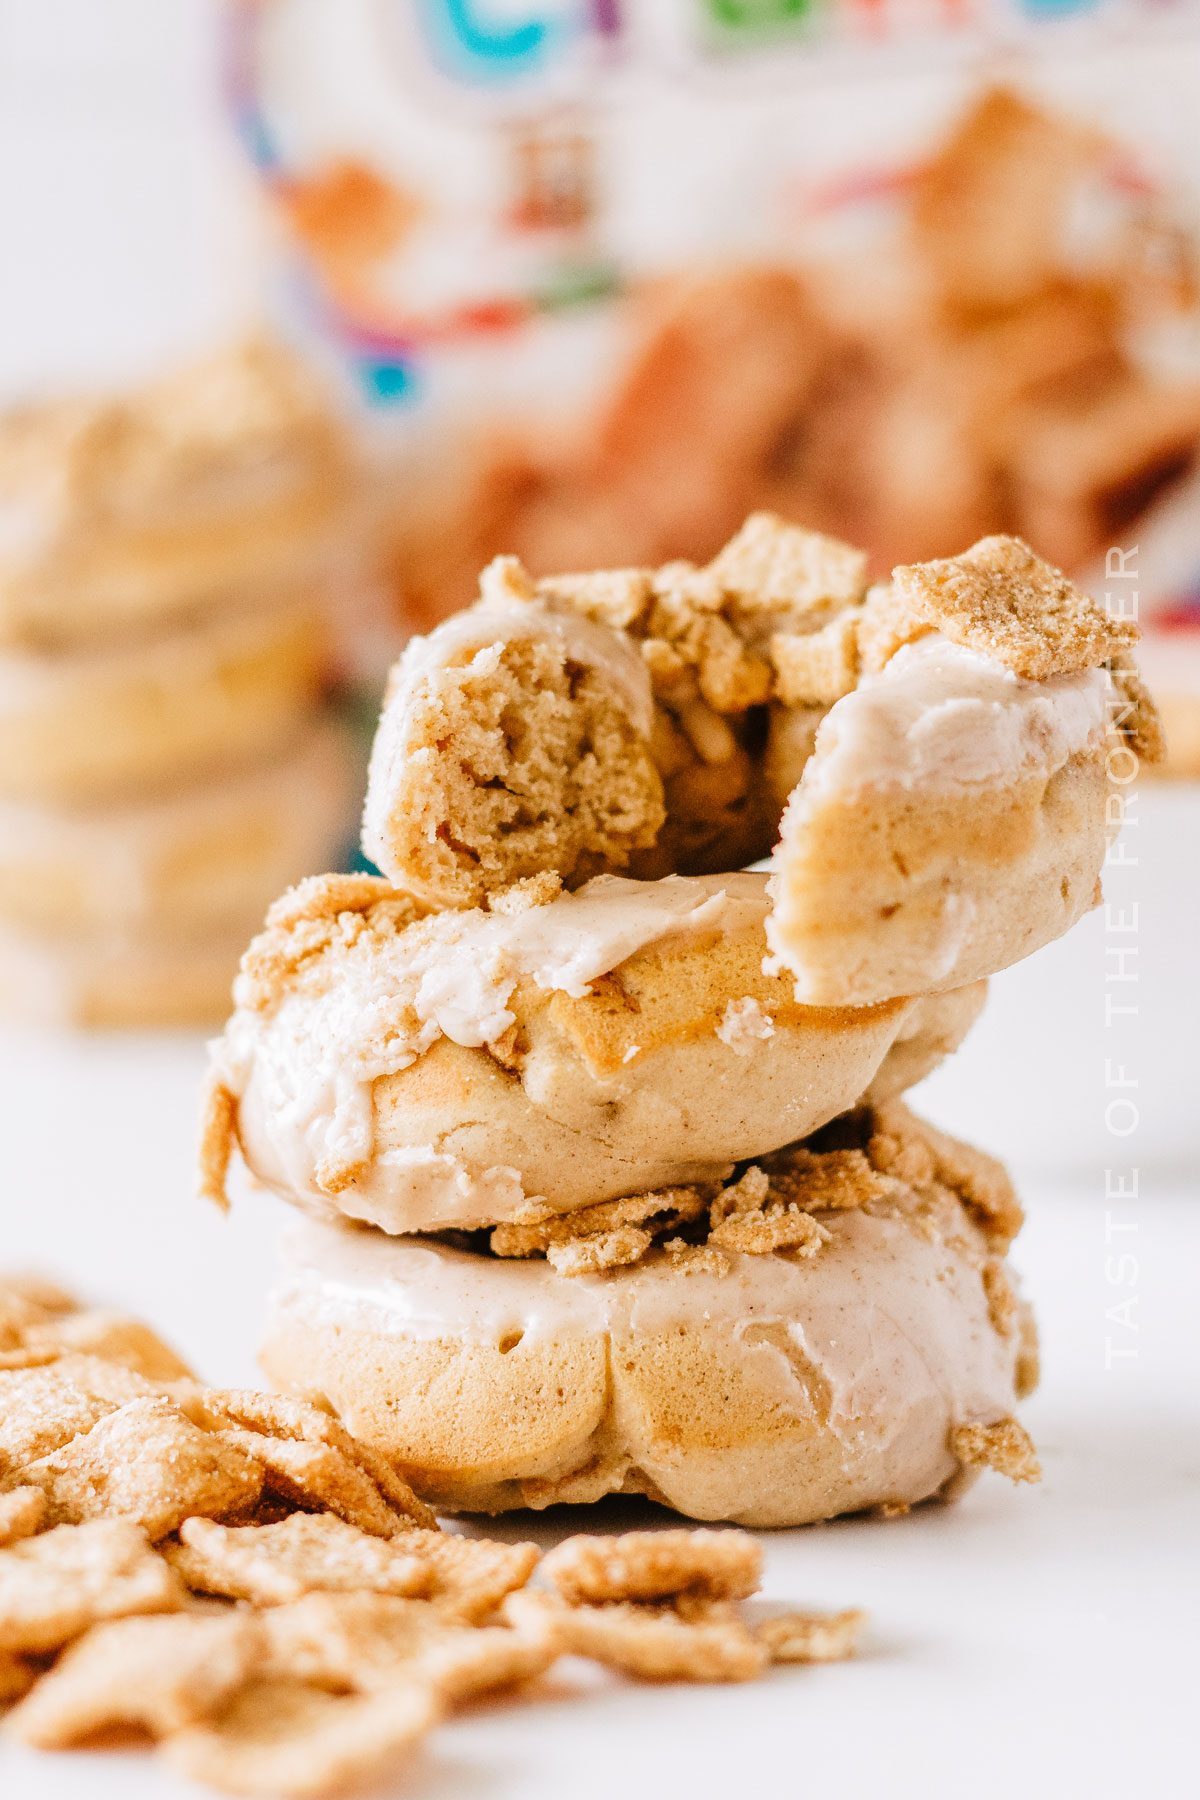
left=1, top=1023, right=1196, bottom=1800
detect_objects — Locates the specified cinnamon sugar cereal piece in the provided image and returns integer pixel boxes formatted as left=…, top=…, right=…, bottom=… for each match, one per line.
left=663, top=1241, right=731, bottom=1277
left=542, top=1529, right=762, bottom=1606
left=261, top=1589, right=555, bottom=1702
left=982, top=1258, right=1019, bottom=1338
left=0, top=1650, right=37, bottom=1707
left=1106, top=656, right=1167, bottom=765
left=853, top=583, right=932, bottom=673
left=766, top=1146, right=895, bottom=1214
left=537, top=569, right=654, bottom=634
left=769, top=611, right=860, bottom=706
left=162, top=1676, right=438, bottom=1800
left=490, top=1187, right=708, bottom=1269
left=0, top=1488, right=46, bottom=1548
left=167, top=1514, right=432, bottom=1608
left=7, top=1611, right=262, bottom=1746
left=545, top=1230, right=653, bottom=1277
left=893, top=536, right=1138, bottom=680
left=402, top=1531, right=540, bottom=1624
left=214, top=1431, right=406, bottom=1542
left=231, top=874, right=425, bottom=1018
left=264, top=872, right=401, bottom=935
left=708, top=1204, right=829, bottom=1259
left=707, top=1165, right=831, bottom=1259
left=18, top=1310, right=193, bottom=1382
left=642, top=570, right=773, bottom=714
left=706, top=514, right=868, bottom=621
left=0, top=1520, right=182, bottom=1653
left=0, top=1357, right=161, bottom=1469
left=757, top=1607, right=865, bottom=1664
left=504, top=1589, right=766, bottom=1684
left=950, top=1417, right=1041, bottom=1484
left=20, top=1398, right=263, bottom=1539
left=190, top=1392, right=436, bottom=1532
left=868, top=1102, right=1024, bottom=1252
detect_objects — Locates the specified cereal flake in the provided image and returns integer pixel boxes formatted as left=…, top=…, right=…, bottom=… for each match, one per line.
left=893, top=536, right=1138, bottom=679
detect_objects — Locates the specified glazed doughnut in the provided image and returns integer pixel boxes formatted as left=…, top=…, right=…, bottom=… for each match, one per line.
left=259, top=1104, right=1038, bottom=1526
left=0, top=599, right=328, bottom=806
left=203, top=870, right=982, bottom=1235
left=0, top=719, right=359, bottom=941
left=0, top=338, right=347, bottom=653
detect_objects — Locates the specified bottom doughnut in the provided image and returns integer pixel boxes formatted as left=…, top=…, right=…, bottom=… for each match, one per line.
left=261, top=1111, right=1036, bottom=1527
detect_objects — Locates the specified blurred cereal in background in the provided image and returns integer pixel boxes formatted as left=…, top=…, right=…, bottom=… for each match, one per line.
left=235, top=0, right=1200, bottom=768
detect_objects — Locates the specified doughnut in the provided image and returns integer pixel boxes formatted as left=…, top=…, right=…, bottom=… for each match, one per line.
left=203, top=870, right=983, bottom=1235
left=0, top=719, right=359, bottom=941
left=766, top=536, right=1161, bottom=1004
left=0, top=920, right=253, bottom=1027
left=0, top=599, right=328, bottom=807
left=259, top=1103, right=1038, bottom=1526
left=361, top=523, right=1159, bottom=1007
left=0, top=338, right=347, bottom=653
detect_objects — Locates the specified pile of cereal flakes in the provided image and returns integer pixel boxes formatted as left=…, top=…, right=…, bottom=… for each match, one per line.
left=1, top=1275, right=863, bottom=1796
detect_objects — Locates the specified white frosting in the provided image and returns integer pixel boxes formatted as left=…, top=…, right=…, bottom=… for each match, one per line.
left=799, top=634, right=1109, bottom=796
left=362, top=596, right=653, bottom=877
left=271, top=1207, right=1018, bottom=1441
left=216, top=871, right=771, bottom=1226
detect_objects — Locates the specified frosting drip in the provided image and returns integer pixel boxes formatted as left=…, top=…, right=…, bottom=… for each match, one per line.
left=216, top=871, right=771, bottom=1221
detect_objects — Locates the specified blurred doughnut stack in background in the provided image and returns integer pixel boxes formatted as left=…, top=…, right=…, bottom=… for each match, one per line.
left=0, top=337, right=363, bottom=1023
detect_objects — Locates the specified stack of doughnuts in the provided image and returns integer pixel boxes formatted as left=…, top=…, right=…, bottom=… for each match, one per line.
left=0, top=339, right=362, bottom=1025
left=203, top=515, right=1159, bottom=1526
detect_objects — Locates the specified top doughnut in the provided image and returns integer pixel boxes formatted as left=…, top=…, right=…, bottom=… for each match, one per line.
left=362, top=516, right=1159, bottom=1001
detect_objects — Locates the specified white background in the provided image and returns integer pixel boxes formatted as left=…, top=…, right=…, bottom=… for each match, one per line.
left=0, top=5, right=1197, bottom=1797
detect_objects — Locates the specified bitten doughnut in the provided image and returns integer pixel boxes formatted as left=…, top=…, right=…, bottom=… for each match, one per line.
left=203, top=870, right=982, bottom=1235
left=362, top=518, right=871, bottom=903
left=360, top=520, right=1159, bottom=1003
left=260, top=1104, right=1039, bottom=1527
left=0, top=719, right=359, bottom=940
left=0, top=598, right=328, bottom=806
left=765, top=536, right=1161, bottom=1004
left=0, top=337, right=347, bottom=652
